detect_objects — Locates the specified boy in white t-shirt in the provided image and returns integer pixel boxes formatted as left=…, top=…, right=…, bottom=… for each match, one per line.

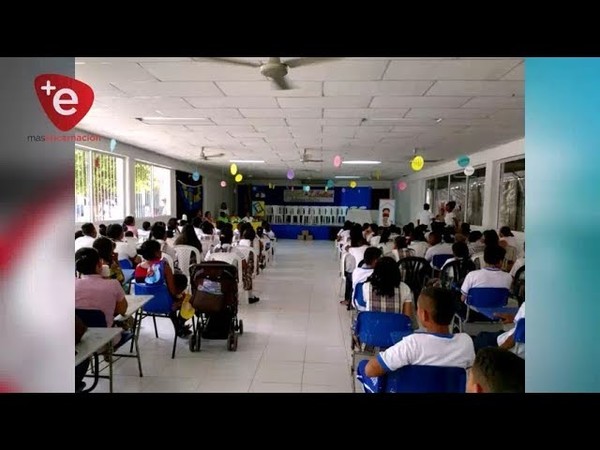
left=417, top=203, right=434, bottom=230
left=466, top=347, right=525, bottom=393
left=359, top=287, right=475, bottom=383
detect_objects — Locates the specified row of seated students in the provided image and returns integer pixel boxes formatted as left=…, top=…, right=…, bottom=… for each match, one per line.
left=336, top=220, right=524, bottom=392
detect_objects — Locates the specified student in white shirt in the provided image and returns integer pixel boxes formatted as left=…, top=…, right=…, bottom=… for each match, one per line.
left=361, top=287, right=475, bottom=379
left=356, top=256, right=414, bottom=318
left=352, top=247, right=382, bottom=293
left=342, top=225, right=369, bottom=307
left=75, top=223, right=97, bottom=251
left=510, top=256, right=525, bottom=278
left=137, top=221, right=152, bottom=242
left=242, top=212, right=254, bottom=223
left=466, top=347, right=525, bottom=393
left=498, top=226, right=518, bottom=249
left=467, top=231, right=485, bottom=255
left=471, top=302, right=525, bottom=359
left=444, top=201, right=459, bottom=229
left=150, top=223, right=178, bottom=265
left=408, top=230, right=430, bottom=258
left=417, top=203, right=434, bottom=230
left=107, top=223, right=141, bottom=265
left=424, top=231, right=453, bottom=267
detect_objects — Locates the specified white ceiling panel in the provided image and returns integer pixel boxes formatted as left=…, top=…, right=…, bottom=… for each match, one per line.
left=323, top=127, right=357, bottom=137
left=287, top=59, right=388, bottom=80
left=370, top=96, right=470, bottom=108
left=286, top=118, right=363, bottom=127
left=324, top=81, right=433, bottom=96
left=245, top=118, right=289, bottom=126
left=239, top=108, right=322, bottom=118
left=501, top=62, right=524, bottom=80
left=112, top=81, right=223, bottom=97
left=426, top=80, right=524, bottom=97
left=76, top=62, right=157, bottom=85
left=77, top=57, right=192, bottom=63
left=461, top=96, right=524, bottom=108
left=174, top=108, right=243, bottom=118
left=216, top=81, right=322, bottom=97
left=185, top=96, right=279, bottom=108
left=276, top=96, right=371, bottom=108
left=324, top=108, right=409, bottom=119
left=405, top=108, right=497, bottom=119
left=254, top=127, right=293, bottom=138
left=383, top=59, right=522, bottom=80
left=141, top=62, right=266, bottom=81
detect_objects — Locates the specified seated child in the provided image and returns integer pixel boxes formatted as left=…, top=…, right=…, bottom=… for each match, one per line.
left=466, top=347, right=525, bottom=393
left=358, top=287, right=475, bottom=392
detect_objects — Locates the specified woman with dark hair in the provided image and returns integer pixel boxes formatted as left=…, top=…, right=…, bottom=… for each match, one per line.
left=482, top=229, right=500, bottom=248
left=391, top=235, right=412, bottom=261
left=98, top=224, right=107, bottom=237
left=123, top=216, right=138, bottom=238
left=360, top=256, right=414, bottom=317
left=408, top=229, right=429, bottom=258
left=174, top=224, right=203, bottom=255
left=378, top=227, right=393, bottom=256
left=167, top=217, right=180, bottom=237
left=75, top=247, right=128, bottom=344
left=499, top=226, right=517, bottom=249
left=93, top=236, right=125, bottom=286
left=341, top=225, right=369, bottom=307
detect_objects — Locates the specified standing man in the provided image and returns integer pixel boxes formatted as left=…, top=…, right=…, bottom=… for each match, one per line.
left=417, top=203, right=434, bottom=230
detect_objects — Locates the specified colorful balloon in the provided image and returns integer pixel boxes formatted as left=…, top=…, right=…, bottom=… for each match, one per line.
left=398, top=181, right=407, bottom=191
left=326, top=179, right=335, bottom=188
left=457, top=155, right=470, bottom=168
left=411, top=155, right=425, bottom=171
left=235, top=174, right=243, bottom=182
left=192, top=171, right=200, bottom=181
left=109, top=139, right=117, bottom=152
left=230, top=163, right=238, bottom=175
left=333, top=155, right=342, bottom=168
left=350, top=181, right=357, bottom=188
left=287, top=169, right=295, bottom=180
left=220, top=180, right=227, bottom=187
left=464, top=166, right=475, bottom=176
left=303, top=185, right=310, bottom=192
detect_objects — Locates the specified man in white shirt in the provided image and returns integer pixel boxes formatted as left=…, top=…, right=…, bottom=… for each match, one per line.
left=352, top=247, right=382, bottom=292
left=74, top=223, right=97, bottom=251
left=242, top=212, right=254, bottom=223
left=444, top=201, right=459, bottom=229
left=424, top=231, right=453, bottom=267
left=416, top=203, right=434, bottom=230
left=460, top=246, right=513, bottom=300
left=107, top=223, right=140, bottom=265
left=359, top=287, right=475, bottom=390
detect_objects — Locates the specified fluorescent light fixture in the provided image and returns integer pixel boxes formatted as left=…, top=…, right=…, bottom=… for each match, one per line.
left=342, top=160, right=381, bottom=165
left=136, top=117, right=208, bottom=125
left=435, top=118, right=443, bottom=123
left=369, top=118, right=405, bottom=121
left=335, top=175, right=361, bottom=179
left=229, top=160, right=265, bottom=163
left=75, top=61, right=86, bottom=65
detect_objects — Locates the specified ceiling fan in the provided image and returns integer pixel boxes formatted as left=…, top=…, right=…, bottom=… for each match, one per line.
left=300, top=148, right=324, bottom=163
left=194, top=57, right=341, bottom=90
left=200, top=147, right=225, bottom=161
left=388, top=148, right=443, bottom=164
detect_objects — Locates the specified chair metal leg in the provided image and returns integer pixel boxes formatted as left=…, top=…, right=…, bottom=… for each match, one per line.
left=153, top=315, right=159, bottom=338
left=171, top=333, right=178, bottom=359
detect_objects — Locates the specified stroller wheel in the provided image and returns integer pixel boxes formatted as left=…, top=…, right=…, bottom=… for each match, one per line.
left=227, top=333, right=238, bottom=351
left=238, top=319, right=244, bottom=335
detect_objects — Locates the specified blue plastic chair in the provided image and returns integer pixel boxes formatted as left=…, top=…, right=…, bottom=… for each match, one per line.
left=465, top=287, right=511, bottom=320
left=353, top=282, right=366, bottom=310
left=355, top=311, right=412, bottom=349
left=432, top=254, right=453, bottom=271
left=119, top=259, right=134, bottom=270
left=134, top=283, right=179, bottom=359
left=514, top=318, right=525, bottom=343
left=356, top=359, right=466, bottom=393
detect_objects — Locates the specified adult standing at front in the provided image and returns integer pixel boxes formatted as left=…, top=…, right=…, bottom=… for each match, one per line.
left=219, top=202, right=229, bottom=216
left=444, top=201, right=460, bottom=230
left=417, top=203, right=434, bottom=230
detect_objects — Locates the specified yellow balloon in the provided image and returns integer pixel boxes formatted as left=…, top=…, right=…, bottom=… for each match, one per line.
left=350, top=181, right=357, bottom=188
left=235, top=174, right=243, bottom=182
left=411, top=155, right=424, bottom=171
left=230, top=163, right=238, bottom=175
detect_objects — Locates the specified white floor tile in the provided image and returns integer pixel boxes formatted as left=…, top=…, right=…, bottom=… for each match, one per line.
left=305, top=345, right=349, bottom=365
left=254, top=361, right=304, bottom=384
left=301, top=384, right=353, bottom=393
left=302, top=362, right=352, bottom=388
left=249, top=381, right=302, bottom=393
left=196, top=379, right=252, bottom=393
left=142, top=376, right=201, bottom=393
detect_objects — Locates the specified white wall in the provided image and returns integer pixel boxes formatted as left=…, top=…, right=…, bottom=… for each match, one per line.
left=393, top=138, right=525, bottom=245
left=74, top=132, right=234, bottom=231
left=245, top=179, right=393, bottom=189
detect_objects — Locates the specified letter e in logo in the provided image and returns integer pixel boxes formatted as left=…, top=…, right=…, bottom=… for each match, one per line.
left=34, top=74, right=94, bottom=132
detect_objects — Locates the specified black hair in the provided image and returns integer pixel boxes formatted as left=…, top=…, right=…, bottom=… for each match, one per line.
left=174, top=224, right=203, bottom=252
left=93, top=236, right=116, bottom=263
left=382, top=208, right=390, bottom=213
left=394, top=235, right=408, bottom=249
left=243, top=227, right=256, bottom=241
left=484, top=245, right=506, bottom=265
left=370, top=223, right=379, bottom=235
left=411, top=230, right=426, bottom=242
left=460, top=223, right=471, bottom=235
left=167, top=218, right=178, bottom=228
left=368, top=256, right=401, bottom=298
left=483, top=229, right=500, bottom=247
left=452, top=241, right=470, bottom=259
left=142, top=221, right=151, bottom=231
left=179, top=219, right=188, bottom=227
left=350, top=224, right=367, bottom=247
left=256, top=226, right=264, bottom=238
left=499, top=226, right=514, bottom=237
left=472, top=347, right=525, bottom=393
left=151, top=223, right=167, bottom=240
left=468, top=230, right=483, bottom=243
left=205, top=211, right=212, bottom=218
left=219, top=211, right=227, bottom=217
left=75, top=247, right=101, bottom=275
left=173, top=273, right=188, bottom=292
left=442, top=231, right=454, bottom=244
left=419, top=287, right=455, bottom=326
left=107, top=223, right=124, bottom=240
left=343, top=220, right=353, bottom=231
left=428, top=231, right=442, bottom=244
left=363, top=246, right=382, bottom=266
left=139, top=239, right=162, bottom=261
left=192, top=217, right=202, bottom=228
left=124, top=231, right=134, bottom=237
left=201, top=221, right=214, bottom=235
left=221, top=202, right=227, bottom=209
left=123, top=216, right=135, bottom=226
left=446, top=201, right=456, bottom=211
left=431, top=221, right=446, bottom=234
left=362, top=223, right=370, bottom=231
left=379, top=228, right=391, bottom=244
left=220, top=228, right=234, bottom=245
left=423, top=203, right=430, bottom=211
left=81, top=223, right=95, bottom=236
left=166, top=229, right=175, bottom=239
left=262, top=222, right=272, bottom=233
left=75, top=230, right=84, bottom=240
left=98, top=224, right=107, bottom=236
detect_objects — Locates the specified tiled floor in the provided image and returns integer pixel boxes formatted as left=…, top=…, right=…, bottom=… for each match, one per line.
left=94, top=240, right=355, bottom=393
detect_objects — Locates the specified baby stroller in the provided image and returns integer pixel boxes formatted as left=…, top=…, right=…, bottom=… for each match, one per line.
left=188, top=261, right=243, bottom=352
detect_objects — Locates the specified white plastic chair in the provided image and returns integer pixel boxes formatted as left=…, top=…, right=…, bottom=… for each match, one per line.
left=234, top=245, right=258, bottom=278
left=272, top=206, right=284, bottom=224
left=337, top=206, right=348, bottom=225
left=205, top=252, right=244, bottom=292
left=471, top=252, right=485, bottom=270
left=320, top=206, right=332, bottom=225
left=285, top=206, right=300, bottom=224
left=161, top=252, right=175, bottom=272
left=339, top=252, right=349, bottom=297
left=265, top=205, right=274, bottom=223
left=174, top=245, right=202, bottom=281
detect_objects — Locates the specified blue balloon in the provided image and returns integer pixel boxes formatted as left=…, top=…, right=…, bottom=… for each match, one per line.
left=192, top=171, right=200, bottom=181
left=109, top=139, right=117, bottom=152
left=303, top=185, right=310, bottom=192
left=326, top=179, right=335, bottom=188
left=457, top=155, right=470, bottom=168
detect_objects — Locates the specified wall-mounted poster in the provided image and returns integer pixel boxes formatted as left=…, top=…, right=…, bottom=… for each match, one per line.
left=378, top=199, right=395, bottom=228
left=252, top=200, right=266, bottom=218
left=283, top=189, right=334, bottom=203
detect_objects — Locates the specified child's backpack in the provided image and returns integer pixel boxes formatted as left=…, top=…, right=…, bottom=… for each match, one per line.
left=144, top=260, right=166, bottom=285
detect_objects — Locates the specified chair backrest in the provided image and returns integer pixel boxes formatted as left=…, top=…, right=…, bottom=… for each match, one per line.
left=355, top=311, right=412, bottom=348
left=75, top=308, right=107, bottom=328
left=398, top=257, right=430, bottom=299
left=441, top=259, right=476, bottom=290
left=174, top=245, right=202, bottom=278
left=161, top=252, right=175, bottom=271
left=514, top=318, right=525, bottom=343
left=471, top=252, right=484, bottom=270
left=513, top=265, right=525, bottom=305
left=206, top=253, right=242, bottom=287
left=118, top=259, right=134, bottom=270
left=340, top=252, right=349, bottom=277
left=432, top=254, right=453, bottom=270
left=383, top=365, right=467, bottom=393
left=353, top=281, right=366, bottom=308
left=134, top=283, right=173, bottom=314
left=466, top=287, right=510, bottom=308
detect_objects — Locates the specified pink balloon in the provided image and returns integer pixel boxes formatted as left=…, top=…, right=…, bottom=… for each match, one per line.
left=220, top=180, right=227, bottom=187
left=333, top=155, right=342, bottom=168
left=398, top=181, right=408, bottom=191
